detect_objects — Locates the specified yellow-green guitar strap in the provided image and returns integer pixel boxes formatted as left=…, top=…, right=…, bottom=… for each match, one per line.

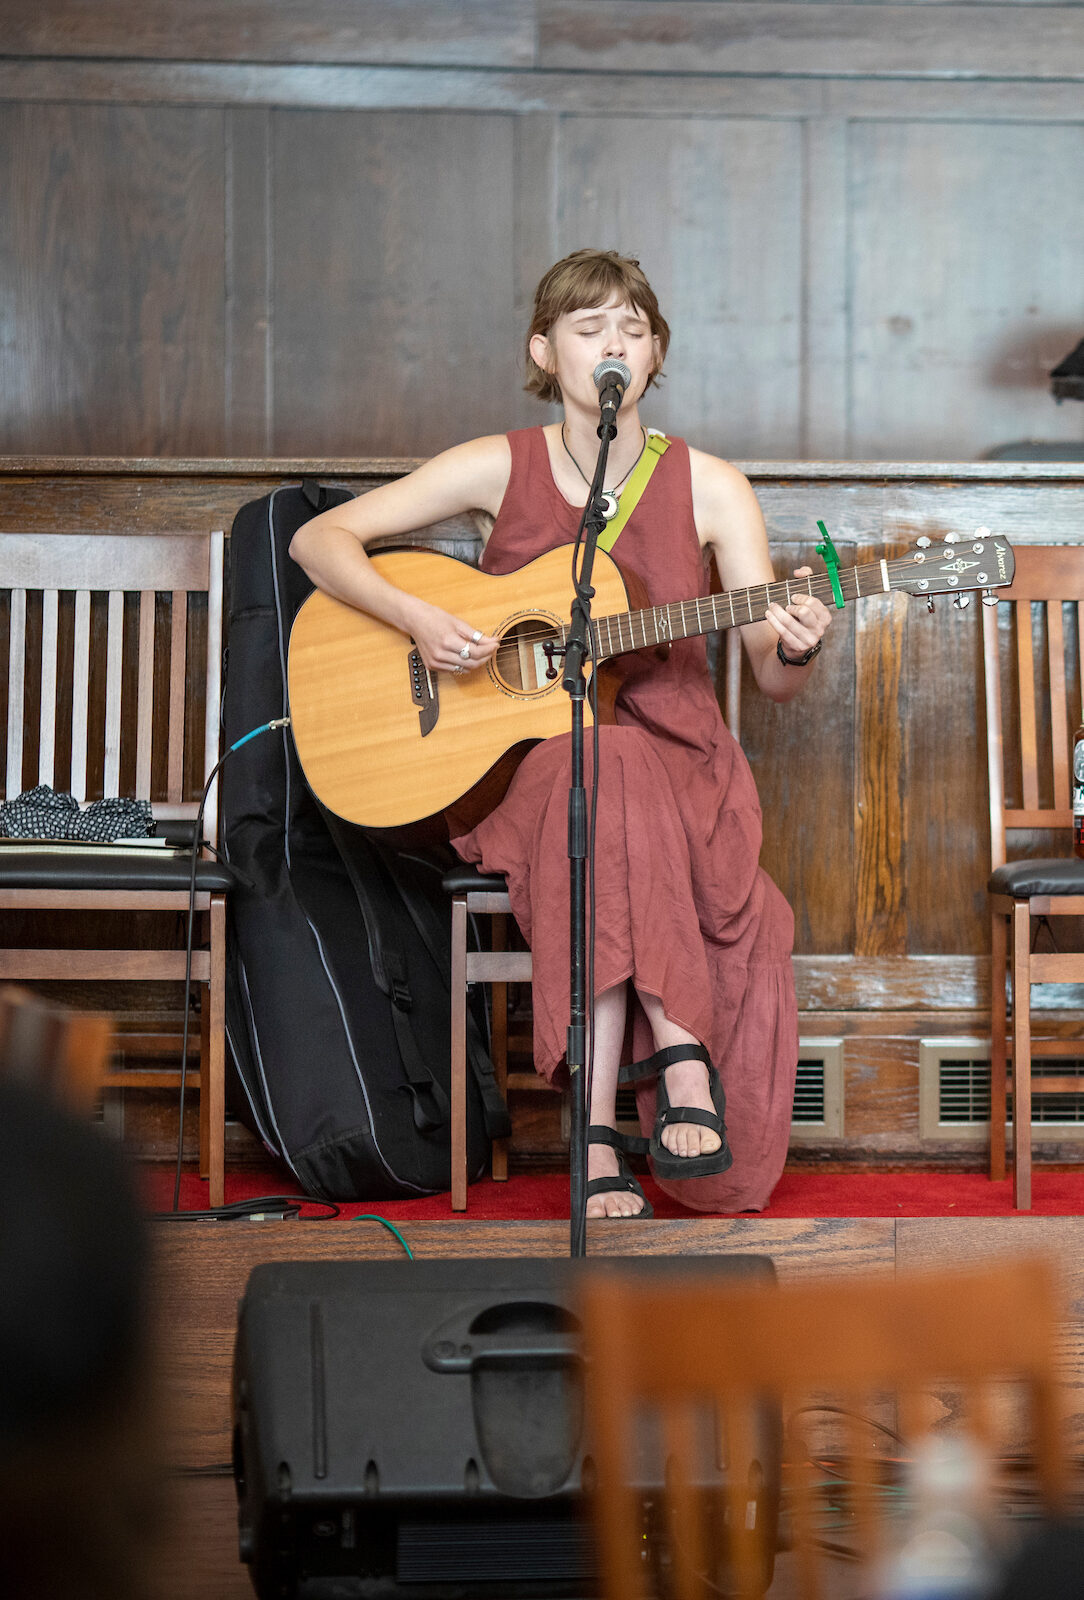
left=597, top=430, right=670, bottom=553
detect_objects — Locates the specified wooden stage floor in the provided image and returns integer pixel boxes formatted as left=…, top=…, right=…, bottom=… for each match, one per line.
left=152, top=1215, right=1084, bottom=1599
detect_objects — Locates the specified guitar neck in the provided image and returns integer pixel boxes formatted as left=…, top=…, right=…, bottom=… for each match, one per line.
left=587, top=564, right=876, bottom=661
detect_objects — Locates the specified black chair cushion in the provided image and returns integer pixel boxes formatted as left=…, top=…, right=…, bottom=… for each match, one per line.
left=988, top=857, right=1084, bottom=899
left=441, top=865, right=510, bottom=896
left=0, top=847, right=235, bottom=892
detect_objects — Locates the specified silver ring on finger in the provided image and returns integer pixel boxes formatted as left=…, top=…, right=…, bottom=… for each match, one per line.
left=471, top=629, right=483, bottom=644
left=453, top=665, right=466, bottom=676
left=459, top=642, right=472, bottom=661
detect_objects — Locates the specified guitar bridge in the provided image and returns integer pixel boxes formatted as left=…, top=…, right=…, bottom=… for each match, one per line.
left=408, top=647, right=439, bottom=736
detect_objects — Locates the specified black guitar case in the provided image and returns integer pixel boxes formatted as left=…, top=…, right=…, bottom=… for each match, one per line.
left=220, top=481, right=509, bottom=1201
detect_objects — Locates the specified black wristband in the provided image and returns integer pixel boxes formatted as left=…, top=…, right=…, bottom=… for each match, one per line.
left=777, top=637, right=822, bottom=668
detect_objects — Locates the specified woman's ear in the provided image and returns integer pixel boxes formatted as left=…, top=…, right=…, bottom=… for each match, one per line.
left=650, top=333, right=662, bottom=380
left=528, top=331, right=553, bottom=374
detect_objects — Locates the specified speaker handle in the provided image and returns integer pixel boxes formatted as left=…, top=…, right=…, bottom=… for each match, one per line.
left=422, top=1300, right=580, bottom=1373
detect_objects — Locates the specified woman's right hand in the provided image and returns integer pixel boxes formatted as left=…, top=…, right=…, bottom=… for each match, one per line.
left=402, top=597, right=499, bottom=676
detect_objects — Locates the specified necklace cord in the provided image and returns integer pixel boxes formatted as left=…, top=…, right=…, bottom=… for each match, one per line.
left=562, top=424, right=646, bottom=499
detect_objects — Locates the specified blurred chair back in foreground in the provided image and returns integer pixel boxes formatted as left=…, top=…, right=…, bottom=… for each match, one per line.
left=581, top=1258, right=1066, bottom=1600
left=0, top=984, right=112, bottom=1113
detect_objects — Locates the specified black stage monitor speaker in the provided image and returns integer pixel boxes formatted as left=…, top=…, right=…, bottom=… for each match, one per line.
left=233, top=1255, right=780, bottom=1600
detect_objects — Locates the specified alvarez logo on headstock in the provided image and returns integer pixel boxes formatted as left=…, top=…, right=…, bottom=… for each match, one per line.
left=886, top=527, right=1014, bottom=610
left=287, top=529, right=1015, bottom=828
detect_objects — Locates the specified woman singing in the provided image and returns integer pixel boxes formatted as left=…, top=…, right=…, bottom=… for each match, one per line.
left=290, top=248, right=832, bottom=1218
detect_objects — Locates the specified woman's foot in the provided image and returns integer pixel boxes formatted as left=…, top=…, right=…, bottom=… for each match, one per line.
left=585, top=1126, right=651, bottom=1218
left=659, top=1058, right=724, bottom=1161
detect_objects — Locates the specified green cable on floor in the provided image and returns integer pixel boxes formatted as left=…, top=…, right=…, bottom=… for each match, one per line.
left=354, top=1215, right=414, bottom=1259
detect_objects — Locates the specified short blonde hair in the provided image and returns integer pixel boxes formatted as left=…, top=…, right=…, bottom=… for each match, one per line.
left=524, top=248, right=671, bottom=404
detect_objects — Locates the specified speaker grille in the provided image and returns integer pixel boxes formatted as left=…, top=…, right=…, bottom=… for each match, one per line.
left=397, top=1516, right=595, bottom=1583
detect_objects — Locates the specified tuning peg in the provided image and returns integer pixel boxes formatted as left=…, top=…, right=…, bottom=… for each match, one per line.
left=944, top=532, right=959, bottom=545
left=975, top=526, right=991, bottom=539
left=916, top=536, right=932, bottom=549
left=981, top=590, right=1000, bottom=607
left=953, top=593, right=971, bottom=609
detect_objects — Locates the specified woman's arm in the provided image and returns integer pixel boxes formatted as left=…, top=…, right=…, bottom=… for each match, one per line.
left=690, top=448, right=832, bottom=704
left=288, top=434, right=511, bottom=676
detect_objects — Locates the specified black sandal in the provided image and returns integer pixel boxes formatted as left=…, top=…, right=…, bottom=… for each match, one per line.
left=622, top=1043, right=733, bottom=1182
left=586, top=1124, right=654, bottom=1219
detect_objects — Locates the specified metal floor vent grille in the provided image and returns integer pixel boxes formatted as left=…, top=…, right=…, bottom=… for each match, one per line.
left=614, top=1039, right=844, bottom=1141
left=792, top=1059, right=827, bottom=1124
left=921, top=1040, right=1084, bottom=1140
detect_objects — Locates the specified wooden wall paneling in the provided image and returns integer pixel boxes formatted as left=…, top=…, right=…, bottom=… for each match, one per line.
left=224, top=109, right=273, bottom=457
left=886, top=482, right=1084, bottom=548
left=513, top=112, right=559, bottom=324
left=0, top=0, right=536, bottom=68
left=7, top=0, right=1084, bottom=82
left=903, top=590, right=988, bottom=956
left=557, top=115, right=805, bottom=459
left=270, top=110, right=522, bottom=457
left=744, top=539, right=858, bottom=954
left=800, top=116, right=850, bottom=460
left=0, top=103, right=227, bottom=457
left=848, top=120, right=1084, bottom=462
left=854, top=560, right=908, bottom=956
left=0, top=60, right=827, bottom=120
left=509, top=111, right=561, bottom=434
left=537, top=2, right=1084, bottom=82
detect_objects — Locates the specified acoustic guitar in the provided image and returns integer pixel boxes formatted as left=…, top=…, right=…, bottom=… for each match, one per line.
left=287, top=532, right=1015, bottom=828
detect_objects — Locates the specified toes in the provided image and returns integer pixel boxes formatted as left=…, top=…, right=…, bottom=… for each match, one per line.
left=586, top=1189, right=644, bottom=1219
left=660, top=1123, right=722, bottom=1158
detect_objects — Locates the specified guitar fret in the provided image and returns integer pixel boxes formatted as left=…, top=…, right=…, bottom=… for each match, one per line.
left=591, top=542, right=992, bottom=662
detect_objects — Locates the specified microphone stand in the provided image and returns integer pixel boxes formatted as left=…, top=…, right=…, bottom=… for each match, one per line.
left=562, top=400, right=618, bottom=1260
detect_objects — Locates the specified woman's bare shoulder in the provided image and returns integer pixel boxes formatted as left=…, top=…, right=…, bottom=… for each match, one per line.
left=687, top=445, right=757, bottom=508
left=414, top=432, right=512, bottom=516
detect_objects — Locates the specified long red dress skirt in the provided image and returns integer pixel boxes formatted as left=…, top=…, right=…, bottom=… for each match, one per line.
left=450, top=428, right=797, bottom=1213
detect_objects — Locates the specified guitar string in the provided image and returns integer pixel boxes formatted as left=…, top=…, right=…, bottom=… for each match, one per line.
left=484, top=553, right=984, bottom=673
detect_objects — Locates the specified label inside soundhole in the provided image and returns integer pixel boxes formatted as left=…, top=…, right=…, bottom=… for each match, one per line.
left=492, top=615, right=564, bottom=695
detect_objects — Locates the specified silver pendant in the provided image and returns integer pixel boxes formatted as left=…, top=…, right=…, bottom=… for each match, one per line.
left=599, top=491, right=620, bottom=522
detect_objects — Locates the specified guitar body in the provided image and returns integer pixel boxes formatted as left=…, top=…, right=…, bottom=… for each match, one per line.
left=287, top=544, right=633, bottom=828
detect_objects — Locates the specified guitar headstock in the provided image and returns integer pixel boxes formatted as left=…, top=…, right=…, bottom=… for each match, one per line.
left=891, top=529, right=1015, bottom=610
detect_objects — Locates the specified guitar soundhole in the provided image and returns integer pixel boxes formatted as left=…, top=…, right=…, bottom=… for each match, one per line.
left=492, top=615, right=564, bottom=697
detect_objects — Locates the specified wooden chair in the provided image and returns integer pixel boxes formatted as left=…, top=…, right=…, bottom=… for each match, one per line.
left=581, top=1257, right=1067, bottom=1600
left=984, top=545, right=1084, bottom=1209
left=445, top=863, right=533, bottom=1211
left=444, top=634, right=745, bottom=1211
left=0, top=531, right=232, bottom=1204
left=0, top=983, right=112, bottom=1113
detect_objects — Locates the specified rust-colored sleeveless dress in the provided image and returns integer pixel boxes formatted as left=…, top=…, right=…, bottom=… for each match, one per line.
left=450, top=427, right=798, bottom=1213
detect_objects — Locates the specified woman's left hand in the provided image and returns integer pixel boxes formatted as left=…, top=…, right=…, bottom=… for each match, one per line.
left=765, top=565, right=832, bottom=660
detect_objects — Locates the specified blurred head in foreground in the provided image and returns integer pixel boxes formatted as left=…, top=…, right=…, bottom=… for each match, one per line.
left=0, top=1079, right=157, bottom=1600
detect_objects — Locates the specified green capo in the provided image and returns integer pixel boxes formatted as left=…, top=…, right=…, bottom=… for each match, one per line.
left=816, top=520, right=846, bottom=610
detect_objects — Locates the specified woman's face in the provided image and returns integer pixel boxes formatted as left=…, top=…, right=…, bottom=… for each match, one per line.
left=530, top=294, right=660, bottom=414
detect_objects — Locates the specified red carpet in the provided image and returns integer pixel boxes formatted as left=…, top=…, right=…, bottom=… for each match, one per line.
left=147, top=1166, right=1084, bottom=1220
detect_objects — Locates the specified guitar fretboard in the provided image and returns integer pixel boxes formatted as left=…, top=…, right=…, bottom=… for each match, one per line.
left=568, top=563, right=879, bottom=661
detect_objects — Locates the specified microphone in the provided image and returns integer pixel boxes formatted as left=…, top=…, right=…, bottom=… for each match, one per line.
left=594, top=358, right=631, bottom=438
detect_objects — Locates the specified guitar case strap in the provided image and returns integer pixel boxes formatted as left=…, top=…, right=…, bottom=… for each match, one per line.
left=597, top=430, right=670, bottom=553
left=322, top=809, right=511, bottom=1142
